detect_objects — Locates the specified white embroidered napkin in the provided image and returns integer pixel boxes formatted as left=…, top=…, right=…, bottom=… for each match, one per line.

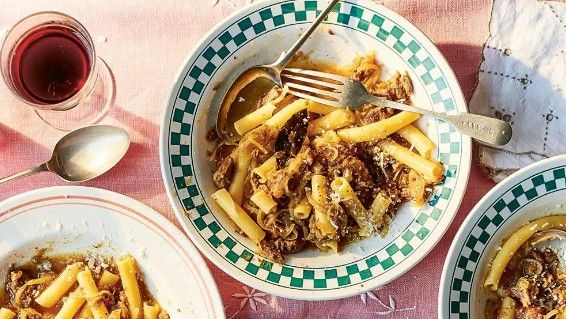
left=470, top=0, right=566, bottom=181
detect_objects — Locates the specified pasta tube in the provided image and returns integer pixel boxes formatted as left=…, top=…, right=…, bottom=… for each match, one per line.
left=310, top=175, right=337, bottom=236
left=77, top=268, right=109, bottom=319
left=485, top=215, right=566, bottom=291
left=36, top=262, right=83, bottom=308
left=0, top=308, right=15, bottom=319
left=250, top=190, right=277, bottom=213
left=307, top=109, right=356, bottom=136
left=228, top=147, right=252, bottom=205
left=264, top=99, right=309, bottom=129
left=330, top=177, right=372, bottom=236
left=337, top=111, right=420, bottom=142
left=379, top=139, right=444, bottom=182
left=97, top=271, right=120, bottom=290
left=369, top=193, right=392, bottom=229
left=397, top=124, right=435, bottom=159
left=117, top=257, right=142, bottom=319
left=54, top=288, right=86, bottom=319
left=108, top=310, right=121, bottom=319
left=292, top=197, right=312, bottom=220
left=307, top=101, right=336, bottom=115
left=498, top=297, right=516, bottom=319
left=76, top=306, right=93, bottom=319
left=234, top=102, right=277, bottom=135
left=143, top=303, right=161, bottom=319
left=212, top=188, right=266, bottom=244
left=252, top=156, right=277, bottom=183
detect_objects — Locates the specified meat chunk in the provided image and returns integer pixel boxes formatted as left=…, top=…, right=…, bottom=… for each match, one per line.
left=212, top=156, right=235, bottom=189
left=260, top=239, right=284, bottom=263
left=333, top=156, right=377, bottom=208
left=372, top=71, right=413, bottom=101
left=511, top=277, right=536, bottom=307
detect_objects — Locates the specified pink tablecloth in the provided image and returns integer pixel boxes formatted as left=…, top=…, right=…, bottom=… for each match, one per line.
left=0, top=0, right=493, bottom=317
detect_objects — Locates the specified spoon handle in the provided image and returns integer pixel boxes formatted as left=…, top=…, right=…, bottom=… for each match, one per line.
left=271, top=0, right=340, bottom=72
left=0, top=163, right=49, bottom=185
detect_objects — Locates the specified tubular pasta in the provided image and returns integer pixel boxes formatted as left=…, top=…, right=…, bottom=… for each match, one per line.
left=143, top=303, right=161, bottom=319
left=252, top=156, right=277, bottom=183
left=397, top=124, right=435, bottom=159
left=0, top=308, right=15, bottom=319
left=378, top=139, right=443, bottom=182
left=369, top=193, right=392, bottom=229
left=310, top=175, right=337, bottom=236
left=330, top=177, right=372, bottom=236
left=54, top=288, right=85, bottom=319
left=229, top=147, right=252, bottom=205
left=76, top=268, right=109, bottom=319
left=306, top=101, right=336, bottom=115
left=234, top=102, right=277, bottom=135
left=336, top=111, right=420, bottom=142
left=498, top=297, right=516, bottom=319
left=36, top=262, right=82, bottom=308
left=264, top=99, right=309, bottom=129
left=250, top=190, right=277, bottom=213
left=484, top=215, right=566, bottom=291
left=292, top=197, right=312, bottom=220
left=212, top=188, right=266, bottom=244
left=307, top=109, right=356, bottom=136
left=117, top=257, right=142, bottom=319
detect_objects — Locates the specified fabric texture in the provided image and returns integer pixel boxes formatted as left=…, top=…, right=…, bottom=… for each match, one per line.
left=471, top=0, right=566, bottom=181
left=0, top=0, right=493, bottom=317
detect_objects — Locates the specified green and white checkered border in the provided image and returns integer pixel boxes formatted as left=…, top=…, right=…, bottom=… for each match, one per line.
left=166, top=0, right=463, bottom=290
left=447, top=167, right=566, bottom=318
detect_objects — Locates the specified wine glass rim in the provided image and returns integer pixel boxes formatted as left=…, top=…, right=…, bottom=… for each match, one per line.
left=0, top=10, right=99, bottom=111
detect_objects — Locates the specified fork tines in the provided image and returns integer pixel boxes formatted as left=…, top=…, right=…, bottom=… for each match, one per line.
left=281, top=68, right=345, bottom=107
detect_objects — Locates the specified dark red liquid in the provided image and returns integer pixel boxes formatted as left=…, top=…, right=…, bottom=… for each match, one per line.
left=10, top=25, right=92, bottom=104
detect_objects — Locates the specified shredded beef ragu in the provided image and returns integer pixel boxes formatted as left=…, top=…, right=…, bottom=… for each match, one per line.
left=208, top=53, right=442, bottom=262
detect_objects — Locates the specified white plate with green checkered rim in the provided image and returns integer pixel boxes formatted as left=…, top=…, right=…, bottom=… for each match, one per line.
left=439, top=155, right=566, bottom=318
left=160, top=0, right=471, bottom=300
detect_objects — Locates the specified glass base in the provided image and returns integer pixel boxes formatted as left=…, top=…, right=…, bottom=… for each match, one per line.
left=35, top=57, right=115, bottom=131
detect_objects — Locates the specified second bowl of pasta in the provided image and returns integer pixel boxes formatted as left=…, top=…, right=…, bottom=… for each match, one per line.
left=161, top=0, right=471, bottom=300
left=439, top=154, right=566, bottom=318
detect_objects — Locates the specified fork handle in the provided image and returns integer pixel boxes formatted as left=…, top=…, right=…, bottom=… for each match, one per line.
left=270, top=0, right=340, bottom=72
left=439, top=112, right=513, bottom=146
left=373, top=97, right=513, bottom=146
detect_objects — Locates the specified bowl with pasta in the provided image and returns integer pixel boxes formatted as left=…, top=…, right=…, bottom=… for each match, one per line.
left=0, top=186, right=225, bottom=319
left=439, top=155, right=566, bottom=318
left=161, top=0, right=471, bottom=299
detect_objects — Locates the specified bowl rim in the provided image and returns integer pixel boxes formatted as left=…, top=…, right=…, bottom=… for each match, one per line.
left=0, top=185, right=226, bottom=319
left=160, top=0, right=471, bottom=300
left=438, top=154, right=566, bottom=318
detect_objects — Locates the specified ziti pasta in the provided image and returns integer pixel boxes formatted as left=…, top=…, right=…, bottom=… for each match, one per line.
left=483, top=215, right=566, bottom=319
left=208, top=53, right=445, bottom=263
left=0, top=253, right=168, bottom=319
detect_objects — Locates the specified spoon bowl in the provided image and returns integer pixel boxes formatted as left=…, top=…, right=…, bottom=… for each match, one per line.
left=216, top=66, right=280, bottom=141
left=47, top=125, right=130, bottom=182
left=215, top=0, right=340, bottom=140
left=0, top=125, right=130, bottom=185
left=527, top=229, right=566, bottom=271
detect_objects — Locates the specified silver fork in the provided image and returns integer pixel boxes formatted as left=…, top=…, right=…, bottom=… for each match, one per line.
left=281, top=68, right=512, bottom=146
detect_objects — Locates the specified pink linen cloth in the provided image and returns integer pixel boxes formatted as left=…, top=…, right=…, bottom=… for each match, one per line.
left=0, top=0, right=493, bottom=317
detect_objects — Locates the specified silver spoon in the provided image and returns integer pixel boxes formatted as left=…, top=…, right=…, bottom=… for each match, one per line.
left=216, top=0, right=340, bottom=140
left=0, top=125, right=130, bottom=185
left=527, top=229, right=566, bottom=271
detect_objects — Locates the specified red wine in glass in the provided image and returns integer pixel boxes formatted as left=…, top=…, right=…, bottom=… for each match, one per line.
left=10, top=25, right=92, bottom=105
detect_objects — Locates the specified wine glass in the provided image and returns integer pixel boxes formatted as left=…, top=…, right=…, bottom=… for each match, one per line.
left=0, top=11, right=114, bottom=131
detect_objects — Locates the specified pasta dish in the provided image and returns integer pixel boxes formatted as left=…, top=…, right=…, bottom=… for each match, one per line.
left=0, top=253, right=168, bottom=319
left=208, top=53, right=445, bottom=262
left=484, top=216, right=566, bottom=319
